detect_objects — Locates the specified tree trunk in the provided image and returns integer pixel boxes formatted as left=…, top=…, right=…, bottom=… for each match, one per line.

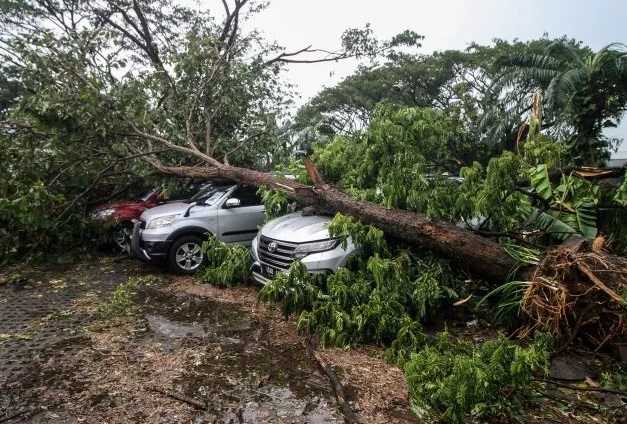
left=152, top=161, right=516, bottom=283
left=314, top=186, right=515, bottom=282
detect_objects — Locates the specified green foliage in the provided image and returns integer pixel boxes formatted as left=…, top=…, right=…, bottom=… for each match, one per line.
left=477, top=244, right=539, bottom=325
left=477, top=280, right=531, bottom=326
left=614, top=178, right=627, bottom=206
left=258, top=187, right=291, bottom=221
left=528, top=167, right=599, bottom=241
left=600, top=364, right=627, bottom=394
left=99, top=275, right=157, bottom=319
left=259, top=214, right=461, bottom=351
left=501, top=243, right=541, bottom=265
left=499, top=41, right=627, bottom=165
left=196, top=237, right=252, bottom=288
left=404, top=332, right=552, bottom=422
left=313, top=105, right=460, bottom=215
left=326, top=213, right=387, bottom=257
left=385, top=321, right=428, bottom=365
left=529, top=164, right=553, bottom=201
left=258, top=261, right=323, bottom=317
left=522, top=135, right=569, bottom=168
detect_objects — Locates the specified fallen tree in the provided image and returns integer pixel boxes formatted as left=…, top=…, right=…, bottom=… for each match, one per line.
left=146, top=156, right=627, bottom=350
left=144, top=156, right=517, bottom=283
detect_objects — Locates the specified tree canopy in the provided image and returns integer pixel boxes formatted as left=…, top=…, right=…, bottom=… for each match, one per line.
left=0, top=0, right=421, bottom=258
left=1, top=0, right=626, bottom=274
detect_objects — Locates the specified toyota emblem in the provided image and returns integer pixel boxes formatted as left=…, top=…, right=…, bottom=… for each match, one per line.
left=267, top=242, right=277, bottom=253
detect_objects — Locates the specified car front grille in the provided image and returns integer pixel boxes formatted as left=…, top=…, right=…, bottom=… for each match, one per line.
left=258, top=235, right=298, bottom=271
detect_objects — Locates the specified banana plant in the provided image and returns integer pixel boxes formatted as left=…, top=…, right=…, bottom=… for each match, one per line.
left=528, top=164, right=598, bottom=241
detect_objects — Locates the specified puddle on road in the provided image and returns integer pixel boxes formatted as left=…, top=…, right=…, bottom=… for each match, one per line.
left=145, top=314, right=206, bottom=338
left=136, top=286, right=343, bottom=423
left=240, top=384, right=340, bottom=423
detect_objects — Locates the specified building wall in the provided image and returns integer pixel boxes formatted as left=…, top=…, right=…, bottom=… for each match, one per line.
left=607, top=158, right=627, bottom=168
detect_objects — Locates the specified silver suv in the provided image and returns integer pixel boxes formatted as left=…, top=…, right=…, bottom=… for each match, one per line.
left=250, top=212, right=357, bottom=285
left=131, top=184, right=265, bottom=274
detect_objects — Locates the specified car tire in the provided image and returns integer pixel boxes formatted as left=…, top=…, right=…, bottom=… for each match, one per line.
left=114, top=222, right=133, bottom=254
left=168, top=235, right=206, bottom=274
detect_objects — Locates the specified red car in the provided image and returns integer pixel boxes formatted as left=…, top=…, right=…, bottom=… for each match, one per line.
left=91, top=181, right=211, bottom=251
left=91, top=188, right=165, bottom=251
left=92, top=188, right=164, bottom=223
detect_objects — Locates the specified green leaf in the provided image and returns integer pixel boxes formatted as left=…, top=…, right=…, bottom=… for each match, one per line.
left=575, top=201, right=597, bottom=241
left=528, top=208, right=578, bottom=241
left=529, top=164, right=553, bottom=201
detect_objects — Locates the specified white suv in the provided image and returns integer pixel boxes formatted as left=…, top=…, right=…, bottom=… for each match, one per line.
left=250, top=212, right=357, bottom=285
left=131, top=184, right=265, bottom=274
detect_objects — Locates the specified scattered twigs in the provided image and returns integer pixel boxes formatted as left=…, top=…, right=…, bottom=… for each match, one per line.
left=0, top=409, right=30, bottom=423
left=305, top=338, right=358, bottom=424
left=147, top=385, right=208, bottom=410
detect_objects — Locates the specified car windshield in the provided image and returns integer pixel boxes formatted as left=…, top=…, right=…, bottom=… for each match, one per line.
left=137, top=189, right=158, bottom=202
left=192, top=187, right=229, bottom=206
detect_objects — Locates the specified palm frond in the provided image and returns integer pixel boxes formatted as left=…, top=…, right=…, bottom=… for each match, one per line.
left=546, top=68, right=587, bottom=110
left=528, top=208, right=578, bottom=241
left=545, top=41, right=585, bottom=67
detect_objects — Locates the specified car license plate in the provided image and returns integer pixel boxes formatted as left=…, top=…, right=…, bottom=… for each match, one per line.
left=264, top=265, right=275, bottom=277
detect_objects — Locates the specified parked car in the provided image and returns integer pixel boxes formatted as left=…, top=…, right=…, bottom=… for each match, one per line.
left=91, top=181, right=211, bottom=251
left=250, top=211, right=357, bottom=285
left=131, top=184, right=265, bottom=274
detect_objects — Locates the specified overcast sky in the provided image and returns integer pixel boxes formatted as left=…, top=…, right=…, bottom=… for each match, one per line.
left=244, top=0, right=627, bottom=156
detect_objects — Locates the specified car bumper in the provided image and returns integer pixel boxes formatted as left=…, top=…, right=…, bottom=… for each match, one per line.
left=251, top=262, right=332, bottom=285
left=131, top=221, right=171, bottom=262
left=250, top=245, right=354, bottom=285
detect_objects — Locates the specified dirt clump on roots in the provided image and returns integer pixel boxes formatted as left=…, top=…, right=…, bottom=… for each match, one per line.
left=520, top=246, right=627, bottom=350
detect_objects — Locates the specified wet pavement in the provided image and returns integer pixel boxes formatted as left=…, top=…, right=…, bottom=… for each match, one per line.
left=0, top=257, right=344, bottom=423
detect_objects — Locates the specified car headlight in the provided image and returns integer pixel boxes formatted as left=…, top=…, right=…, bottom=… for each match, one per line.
left=293, top=239, right=340, bottom=259
left=146, top=214, right=178, bottom=229
left=251, top=236, right=259, bottom=261
left=92, top=208, right=116, bottom=220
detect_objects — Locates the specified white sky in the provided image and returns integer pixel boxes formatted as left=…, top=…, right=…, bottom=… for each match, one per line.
left=244, top=0, right=627, bottom=156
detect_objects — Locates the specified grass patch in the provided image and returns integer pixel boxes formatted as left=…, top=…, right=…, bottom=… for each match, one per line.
left=99, top=275, right=159, bottom=319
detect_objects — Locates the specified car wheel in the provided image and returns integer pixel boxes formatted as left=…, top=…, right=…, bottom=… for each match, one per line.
left=168, top=236, right=205, bottom=274
left=114, top=223, right=133, bottom=254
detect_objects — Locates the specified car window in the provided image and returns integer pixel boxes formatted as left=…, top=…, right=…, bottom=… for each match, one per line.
left=168, top=181, right=211, bottom=200
left=228, top=185, right=262, bottom=207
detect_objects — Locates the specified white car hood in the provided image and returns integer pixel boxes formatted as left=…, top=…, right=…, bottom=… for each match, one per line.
left=259, top=212, right=333, bottom=243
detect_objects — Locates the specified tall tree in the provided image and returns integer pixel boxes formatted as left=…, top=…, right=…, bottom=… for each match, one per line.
left=498, top=41, right=627, bottom=165
left=0, top=0, right=422, bottom=258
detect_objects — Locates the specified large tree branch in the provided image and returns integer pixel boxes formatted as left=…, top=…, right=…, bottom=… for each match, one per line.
left=221, top=130, right=268, bottom=165
left=129, top=128, right=224, bottom=168
left=94, top=2, right=176, bottom=89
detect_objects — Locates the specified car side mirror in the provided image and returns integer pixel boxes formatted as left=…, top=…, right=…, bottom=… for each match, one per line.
left=224, top=198, right=240, bottom=208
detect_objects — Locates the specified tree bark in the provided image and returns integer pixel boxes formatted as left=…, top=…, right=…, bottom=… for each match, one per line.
left=152, top=161, right=516, bottom=283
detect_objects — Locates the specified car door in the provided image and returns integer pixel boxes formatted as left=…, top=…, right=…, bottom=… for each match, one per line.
left=216, top=185, right=265, bottom=245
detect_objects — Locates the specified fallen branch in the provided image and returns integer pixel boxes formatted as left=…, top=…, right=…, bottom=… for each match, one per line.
left=148, top=385, right=208, bottom=410
left=305, top=338, right=358, bottom=424
left=534, top=378, right=627, bottom=398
